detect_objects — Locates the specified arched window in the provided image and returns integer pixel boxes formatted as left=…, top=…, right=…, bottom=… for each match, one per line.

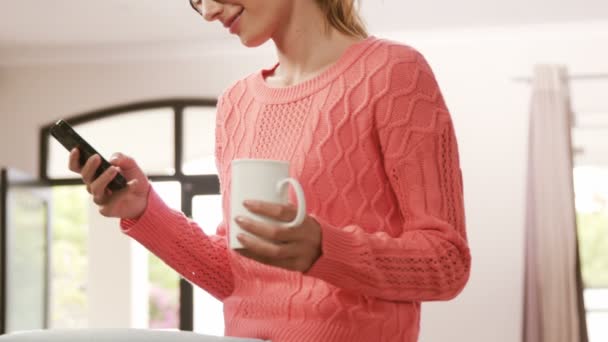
left=39, top=98, right=223, bottom=334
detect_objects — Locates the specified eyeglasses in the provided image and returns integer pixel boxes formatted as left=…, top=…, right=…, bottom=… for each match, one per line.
left=189, top=0, right=202, bottom=15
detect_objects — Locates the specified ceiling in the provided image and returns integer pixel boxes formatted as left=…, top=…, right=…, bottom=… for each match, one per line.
left=1, top=0, right=608, bottom=47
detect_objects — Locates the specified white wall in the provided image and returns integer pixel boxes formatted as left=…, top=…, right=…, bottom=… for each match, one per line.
left=0, top=50, right=270, bottom=174
left=1, top=22, right=607, bottom=342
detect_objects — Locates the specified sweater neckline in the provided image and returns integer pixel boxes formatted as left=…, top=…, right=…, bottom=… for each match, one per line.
left=250, top=36, right=379, bottom=104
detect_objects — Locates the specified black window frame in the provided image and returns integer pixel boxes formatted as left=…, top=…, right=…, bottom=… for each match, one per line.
left=39, top=98, right=219, bottom=331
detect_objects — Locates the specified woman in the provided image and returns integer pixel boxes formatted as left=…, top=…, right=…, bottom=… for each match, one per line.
left=69, top=0, right=471, bottom=341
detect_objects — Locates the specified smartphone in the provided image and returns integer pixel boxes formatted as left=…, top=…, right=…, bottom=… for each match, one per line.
left=49, top=119, right=127, bottom=191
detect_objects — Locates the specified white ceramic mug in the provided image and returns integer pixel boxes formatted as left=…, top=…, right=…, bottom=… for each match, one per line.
left=230, top=159, right=307, bottom=249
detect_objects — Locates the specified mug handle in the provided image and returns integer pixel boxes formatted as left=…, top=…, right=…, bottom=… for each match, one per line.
left=276, top=178, right=307, bottom=228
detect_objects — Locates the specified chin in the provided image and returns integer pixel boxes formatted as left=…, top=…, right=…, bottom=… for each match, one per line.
left=238, top=33, right=271, bottom=48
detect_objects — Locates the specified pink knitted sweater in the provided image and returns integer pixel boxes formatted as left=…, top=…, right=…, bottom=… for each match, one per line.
left=122, top=36, right=471, bottom=342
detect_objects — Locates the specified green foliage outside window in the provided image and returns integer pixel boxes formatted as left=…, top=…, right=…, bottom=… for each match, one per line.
left=51, top=186, right=179, bottom=328
left=50, top=186, right=88, bottom=328
left=578, top=210, right=608, bottom=288
left=148, top=254, right=179, bottom=328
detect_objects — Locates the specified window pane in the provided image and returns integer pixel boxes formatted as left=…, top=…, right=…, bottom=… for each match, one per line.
left=191, top=194, right=224, bottom=336
left=6, top=178, right=48, bottom=332
left=585, top=289, right=608, bottom=313
left=587, top=311, right=608, bottom=342
left=148, top=181, right=182, bottom=329
left=575, top=167, right=608, bottom=341
left=183, top=106, right=217, bottom=175
left=48, top=108, right=175, bottom=179
left=574, top=166, right=608, bottom=288
left=50, top=186, right=89, bottom=329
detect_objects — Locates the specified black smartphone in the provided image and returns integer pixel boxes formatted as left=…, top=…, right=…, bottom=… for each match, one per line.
left=49, top=119, right=127, bottom=191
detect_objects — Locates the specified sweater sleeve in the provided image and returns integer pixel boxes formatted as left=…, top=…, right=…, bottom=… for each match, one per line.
left=121, top=189, right=233, bottom=301
left=305, top=50, right=471, bottom=302
left=120, top=94, right=234, bottom=301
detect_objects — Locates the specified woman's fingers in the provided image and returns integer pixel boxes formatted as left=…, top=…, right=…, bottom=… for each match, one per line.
left=68, top=148, right=82, bottom=173
left=66, top=150, right=149, bottom=219
left=81, top=154, right=102, bottom=185
left=90, top=166, right=119, bottom=204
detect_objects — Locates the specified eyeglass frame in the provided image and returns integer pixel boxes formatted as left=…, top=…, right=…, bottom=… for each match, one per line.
left=189, top=0, right=202, bottom=15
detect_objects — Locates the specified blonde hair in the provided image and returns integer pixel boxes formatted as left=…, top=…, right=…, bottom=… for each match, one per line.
left=315, top=0, right=368, bottom=38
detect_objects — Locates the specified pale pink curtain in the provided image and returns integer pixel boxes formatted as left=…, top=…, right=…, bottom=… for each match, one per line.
left=523, top=65, right=588, bottom=342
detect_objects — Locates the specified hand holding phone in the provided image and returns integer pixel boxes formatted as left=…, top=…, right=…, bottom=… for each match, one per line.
left=50, top=120, right=127, bottom=191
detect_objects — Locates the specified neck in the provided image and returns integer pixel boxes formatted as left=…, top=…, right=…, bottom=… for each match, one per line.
left=269, top=4, right=365, bottom=87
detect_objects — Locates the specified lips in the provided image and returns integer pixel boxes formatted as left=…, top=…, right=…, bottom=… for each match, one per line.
left=223, top=9, right=244, bottom=29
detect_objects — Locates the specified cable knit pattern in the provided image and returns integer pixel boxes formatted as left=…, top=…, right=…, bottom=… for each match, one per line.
left=121, top=36, right=471, bottom=342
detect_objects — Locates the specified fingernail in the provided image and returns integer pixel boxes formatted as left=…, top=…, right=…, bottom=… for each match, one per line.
left=235, top=216, right=246, bottom=224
